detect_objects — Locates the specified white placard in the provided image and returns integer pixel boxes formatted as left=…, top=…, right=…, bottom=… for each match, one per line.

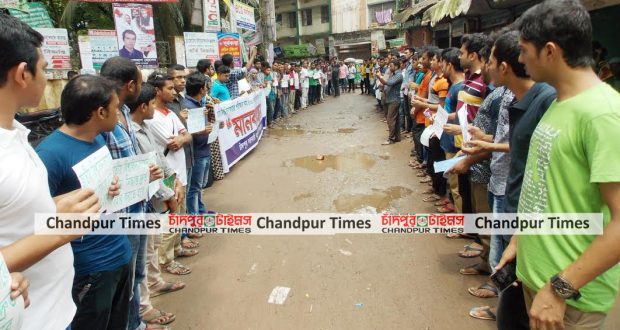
left=432, top=105, right=449, bottom=139
left=187, top=107, right=206, bottom=134
left=35, top=28, right=71, bottom=70
left=457, top=104, right=471, bottom=143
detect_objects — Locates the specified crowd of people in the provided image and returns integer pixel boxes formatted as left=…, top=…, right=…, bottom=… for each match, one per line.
left=359, top=0, right=620, bottom=329
left=1, top=0, right=620, bottom=330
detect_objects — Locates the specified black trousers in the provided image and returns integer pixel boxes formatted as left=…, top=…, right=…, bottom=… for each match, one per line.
left=427, top=136, right=447, bottom=196
left=348, top=78, right=355, bottom=92
left=71, top=263, right=132, bottom=330
left=332, top=78, right=340, bottom=96
left=294, top=89, right=301, bottom=109
left=458, top=172, right=473, bottom=213
left=497, top=282, right=530, bottom=330
left=412, top=124, right=425, bottom=162
left=364, top=76, right=371, bottom=94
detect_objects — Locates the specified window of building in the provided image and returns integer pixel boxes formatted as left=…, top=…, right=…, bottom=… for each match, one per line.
left=321, top=5, right=329, bottom=23
left=288, top=12, right=297, bottom=28
left=368, top=1, right=395, bottom=25
left=276, top=13, right=282, bottom=24
left=302, top=8, right=312, bottom=26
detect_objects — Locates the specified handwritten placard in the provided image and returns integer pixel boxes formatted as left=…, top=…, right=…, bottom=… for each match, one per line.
left=187, top=107, right=206, bottom=134
left=72, top=146, right=114, bottom=212
left=106, top=152, right=155, bottom=213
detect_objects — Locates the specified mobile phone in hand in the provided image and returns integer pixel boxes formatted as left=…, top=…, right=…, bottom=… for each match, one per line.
left=491, top=262, right=518, bottom=293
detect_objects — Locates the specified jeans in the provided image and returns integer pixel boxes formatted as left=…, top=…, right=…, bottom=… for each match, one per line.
left=127, top=234, right=147, bottom=330
left=412, top=124, right=425, bottom=162
left=308, top=85, right=316, bottom=105
left=281, top=93, right=289, bottom=117
left=71, top=264, right=132, bottom=330
left=488, top=192, right=508, bottom=270
left=187, top=154, right=211, bottom=214
left=266, top=98, right=274, bottom=124
left=332, top=79, right=340, bottom=96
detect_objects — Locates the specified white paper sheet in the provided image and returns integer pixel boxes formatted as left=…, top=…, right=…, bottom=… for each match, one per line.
left=432, top=105, right=449, bottom=139
left=187, top=107, right=206, bottom=134
left=434, top=155, right=466, bottom=173
left=457, top=104, right=471, bottom=143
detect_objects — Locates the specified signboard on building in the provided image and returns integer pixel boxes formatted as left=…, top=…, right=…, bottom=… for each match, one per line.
left=282, top=44, right=311, bottom=58
left=36, top=28, right=71, bottom=70
left=234, top=1, right=256, bottom=31
left=184, top=32, right=219, bottom=67
left=113, top=3, right=158, bottom=68
left=218, top=32, right=242, bottom=67
left=315, top=38, right=326, bottom=55
left=8, top=2, right=53, bottom=28
left=88, top=30, right=119, bottom=70
left=204, top=0, right=220, bottom=32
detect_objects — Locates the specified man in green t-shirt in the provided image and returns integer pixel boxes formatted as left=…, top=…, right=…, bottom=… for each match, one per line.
left=495, top=1, right=620, bottom=329
left=308, top=62, right=319, bottom=106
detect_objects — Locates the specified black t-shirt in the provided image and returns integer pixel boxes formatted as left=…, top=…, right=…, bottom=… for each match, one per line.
left=504, top=82, right=556, bottom=212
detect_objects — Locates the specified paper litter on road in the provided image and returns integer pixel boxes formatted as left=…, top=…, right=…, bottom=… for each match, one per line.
left=268, top=286, right=291, bottom=305
left=339, top=249, right=352, bottom=256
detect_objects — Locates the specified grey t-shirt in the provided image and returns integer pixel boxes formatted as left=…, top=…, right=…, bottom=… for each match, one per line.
left=470, top=86, right=506, bottom=184
left=488, top=91, right=515, bottom=196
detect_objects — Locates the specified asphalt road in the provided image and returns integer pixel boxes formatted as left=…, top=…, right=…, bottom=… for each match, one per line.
left=154, top=91, right=620, bottom=330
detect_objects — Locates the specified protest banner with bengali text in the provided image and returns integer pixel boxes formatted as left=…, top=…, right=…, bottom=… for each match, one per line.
left=217, top=32, right=242, bottom=68
left=35, top=28, right=71, bottom=70
left=214, top=90, right=267, bottom=173
left=113, top=3, right=158, bottom=68
left=183, top=32, right=219, bottom=67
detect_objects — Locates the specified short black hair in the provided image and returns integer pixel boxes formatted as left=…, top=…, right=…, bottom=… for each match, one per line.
left=441, top=47, right=463, bottom=72
left=100, top=56, right=141, bottom=88
left=167, top=64, right=185, bottom=76
left=424, top=46, right=440, bottom=59
left=127, top=83, right=156, bottom=113
left=516, top=0, right=593, bottom=68
left=222, top=54, right=234, bottom=67
left=196, top=59, right=212, bottom=74
left=391, top=59, right=401, bottom=68
left=147, top=71, right=173, bottom=89
left=493, top=30, right=528, bottom=78
left=461, top=33, right=490, bottom=59
left=67, top=70, right=79, bottom=80
left=479, top=46, right=492, bottom=63
left=253, top=58, right=262, bottom=64
left=185, top=71, right=207, bottom=97
left=0, top=14, right=44, bottom=87
left=261, top=60, right=269, bottom=68
left=122, top=30, right=136, bottom=40
left=62, top=75, right=117, bottom=125
left=213, top=60, right=223, bottom=72
left=217, top=65, right=231, bottom=75
left=406, top=47, right=415, bottom=54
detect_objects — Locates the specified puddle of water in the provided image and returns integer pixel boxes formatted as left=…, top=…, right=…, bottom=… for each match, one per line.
left=285, top=152, right=376, bottom=173
left=267, top=125, right=306, bottom=137
left=293, top=192, right=313, bottom=202
left=333, top=187, right=413, bottom=213
left=337, top=128, right=357, bottom=134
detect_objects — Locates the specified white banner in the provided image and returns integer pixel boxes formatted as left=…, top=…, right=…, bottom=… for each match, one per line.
left=214, top=90, right=267, bottom=173
left=234, top=1, right=256, bottom=31
left=203, top=0, right=220, bottom=32
left=183, top=32, right=219, bottom=67
left=35, top=28, right=71, bottom=70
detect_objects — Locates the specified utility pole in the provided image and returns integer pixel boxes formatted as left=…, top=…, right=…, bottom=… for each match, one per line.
left=261, top=0, right=276, bottom=63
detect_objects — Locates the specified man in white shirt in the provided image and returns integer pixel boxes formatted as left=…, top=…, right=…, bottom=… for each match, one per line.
left=300, top=60, right=310, bottom=109
left=0, top=14, right=108, bottom=330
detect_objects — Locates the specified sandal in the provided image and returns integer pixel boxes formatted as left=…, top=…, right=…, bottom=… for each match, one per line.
left=437, top=204, right=455, bottom=213
left=469, top=306, right=497, bottom=321
left=164, top=261, right=191, bottom=275
left=420, top=177, right=432, bottom=183
left=416, top=172, right=427, bottom=177
left=459, top=244, right=483, bottom=258
left=176, top=248, right=199, bottom=258
left=181, top=237, right=200, bottom=249
left=423, top=195, right=441, bottom=202
left=460, top=263, right=491, bottom=276
left=468, top=283, right=498, bottom=298
left=421, top=188, right=435, bottom=194
left=145, top=324, right=169, bottom=330
left=143, top=308, right=176, bottom=325
left=435, top=199, right=450, bottom=206
left=150, top=281, right=186, bottom=298
left=188, top=233, right=203, bottom=239
left=446, top=232, right=475, bottom=239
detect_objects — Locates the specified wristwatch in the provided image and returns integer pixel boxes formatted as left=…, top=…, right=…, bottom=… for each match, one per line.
left=550, top=274, right=581, bottom=300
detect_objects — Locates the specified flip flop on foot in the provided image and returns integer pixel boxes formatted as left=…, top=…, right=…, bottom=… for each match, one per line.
left=150, top=281, right=186, bottom=298
left=164, top=261, right=191, bottom=275
left=460, top=263, right=491, bottom=276
left=468, top=283, right=498, bottom=298
left=437, top=204, right=455, bottom=213
left=420, top=177, right=432, bottom=183
left=188, top=233, right=203, bottom=239
left=181, top=237, right=199, bottom=249
left=435, top=199, right=450, bottom=206
left=421, top=188, right=435, bottom=194
left=176, top=248, right=199, bottom=258
left=458, top=244, right=483, bottom=258
left=423, top=195, right=441, bottom=202
left=416, top=172, right=427, bottom=177
left=142, top=308, right=176, bottom=325
left=469, top=306, right=497, bottom=321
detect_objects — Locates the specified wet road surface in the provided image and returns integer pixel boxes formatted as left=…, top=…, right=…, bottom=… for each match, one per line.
left=154, top=92, right=620, bottom=329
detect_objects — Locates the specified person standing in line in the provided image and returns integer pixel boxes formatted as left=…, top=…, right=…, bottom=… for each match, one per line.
left=375, top=59, right=403, bottom=145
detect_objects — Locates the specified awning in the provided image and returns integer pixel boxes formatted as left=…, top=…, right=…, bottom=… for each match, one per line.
left=394, top=0, right=439, bottom=23
left=421, top=0, right=472, bottom=27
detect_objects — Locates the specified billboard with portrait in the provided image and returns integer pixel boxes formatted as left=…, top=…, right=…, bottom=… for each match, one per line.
left=113, top=3, right=158, bottom=68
